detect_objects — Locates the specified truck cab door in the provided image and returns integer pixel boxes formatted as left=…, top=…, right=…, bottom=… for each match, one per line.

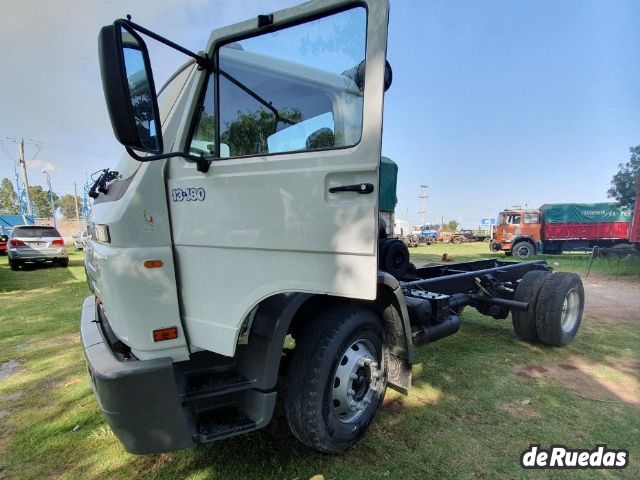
left=167, top=0, right=389, bottom=356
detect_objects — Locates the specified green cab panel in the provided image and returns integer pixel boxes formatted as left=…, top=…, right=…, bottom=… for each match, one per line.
left=379, top=156, right=398, bottom=213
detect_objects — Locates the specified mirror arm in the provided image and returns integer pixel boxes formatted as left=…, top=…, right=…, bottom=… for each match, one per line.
left=125, top=148, right=212, bottom=173
left=120, top=17, right=211, bottom=69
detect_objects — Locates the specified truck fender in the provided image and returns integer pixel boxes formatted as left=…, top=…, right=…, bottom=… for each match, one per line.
left=512, top=235, right=536, bottom=245
left=235, top=292, right=312, bottom=391
left=236, top=273, right=414, bottom=395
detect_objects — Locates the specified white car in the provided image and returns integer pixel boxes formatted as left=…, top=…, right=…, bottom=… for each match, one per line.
left=73, top=230, right=89, bottom=251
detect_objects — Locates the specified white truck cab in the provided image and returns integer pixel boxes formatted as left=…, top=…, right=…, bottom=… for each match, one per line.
left=83, top=0, right=584, bottom=455
left=84, top=0, right=408, bottom=454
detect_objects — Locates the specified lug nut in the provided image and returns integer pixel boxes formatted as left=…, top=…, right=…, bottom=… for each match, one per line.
left=371, top=362, right=378, bottom=369
left=348, top=389, right=355, bottom=396
left=350, top=373, right=358, bottom=380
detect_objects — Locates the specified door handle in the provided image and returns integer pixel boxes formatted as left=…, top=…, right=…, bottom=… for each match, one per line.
left=328, top=183, right=374, bottom=194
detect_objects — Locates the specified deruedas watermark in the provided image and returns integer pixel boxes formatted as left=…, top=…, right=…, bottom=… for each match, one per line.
left=520, top=444, right=629, bottom=469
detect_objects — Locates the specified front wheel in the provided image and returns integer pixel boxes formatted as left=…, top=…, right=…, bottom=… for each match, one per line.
left=513, top=242, right=535, bottom=259
left=285, top=305, right=387, bottom=453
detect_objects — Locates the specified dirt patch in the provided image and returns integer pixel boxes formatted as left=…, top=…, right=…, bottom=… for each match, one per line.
left=382, top=396, right=404, bottom=413
left=581, top=274, right=640, bottom=325
left=513, top=356, right=640, bottom=405
left=0, top=360, right=23, bottom=380
left=500, top=401, right=540, bottom=419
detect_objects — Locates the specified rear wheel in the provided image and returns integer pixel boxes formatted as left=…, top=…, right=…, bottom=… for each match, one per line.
left=57, top=258, right=69, bottom=268
left=451, top=236, right=462, bottom=244
left=535, top=272, right=584, bottom=346
left=9, top=259, right=20, bottom=271
left=512, top=270, right=551, bottom=342
left=285, top=305, right=387, bottom=453
left=513, top=241, right=535, bottom=259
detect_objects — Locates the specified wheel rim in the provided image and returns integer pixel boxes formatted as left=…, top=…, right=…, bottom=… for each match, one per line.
left=560, top=288, right=580, bottom=333
left=331, top=338, right=382, bottom=424
left=518, top=244, right=531, bottom=257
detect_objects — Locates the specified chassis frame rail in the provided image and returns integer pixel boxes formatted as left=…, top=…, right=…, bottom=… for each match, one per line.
left=400, top=259, right=550, bottom=295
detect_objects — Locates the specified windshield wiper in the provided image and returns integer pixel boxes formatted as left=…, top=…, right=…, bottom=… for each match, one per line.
left=218, top=69, right=297, bottom=127
left=88, top=168, right=121, bottom=198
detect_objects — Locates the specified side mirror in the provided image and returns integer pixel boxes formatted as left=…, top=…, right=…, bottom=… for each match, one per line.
left=345, top=60, right=393, bottom=93
left=98, top=21, right=162, bottom=154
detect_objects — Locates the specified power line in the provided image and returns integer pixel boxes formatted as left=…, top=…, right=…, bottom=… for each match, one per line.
left=3, top=136, right=110, bottom=159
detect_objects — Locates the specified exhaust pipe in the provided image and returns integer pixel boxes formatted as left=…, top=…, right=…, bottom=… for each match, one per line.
left=413, top=315, right=460, bottom=346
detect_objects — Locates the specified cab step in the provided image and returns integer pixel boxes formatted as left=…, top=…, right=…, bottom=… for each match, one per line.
left=196, top=407, right=257, bottom=442
left=184, top=371, right=254, bottom=402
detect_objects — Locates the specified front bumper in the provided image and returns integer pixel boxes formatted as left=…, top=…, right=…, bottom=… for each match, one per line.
left=489, top=241, right=502, bottom=252
left=80, top=296, right=193, bottom=454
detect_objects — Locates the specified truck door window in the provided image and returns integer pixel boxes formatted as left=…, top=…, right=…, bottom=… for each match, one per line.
left=506, top=214, right=521, bottom=225
left=524, top=213, right=539, bottom=224
left=189, top=7, right=367, bottom=159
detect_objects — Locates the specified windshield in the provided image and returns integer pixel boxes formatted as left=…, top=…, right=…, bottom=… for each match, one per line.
left=12, top=227, right=60, bottom=238
left=506, top=214, right=521, bottom=225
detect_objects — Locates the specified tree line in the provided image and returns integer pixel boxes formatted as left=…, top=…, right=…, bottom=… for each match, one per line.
left=0, top=177, right=82, bottom=219
left=0, top=145, right=636, bottom=220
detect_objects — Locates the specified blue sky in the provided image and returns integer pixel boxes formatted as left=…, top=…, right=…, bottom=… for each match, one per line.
left=1, top=0, right=638, bottom=227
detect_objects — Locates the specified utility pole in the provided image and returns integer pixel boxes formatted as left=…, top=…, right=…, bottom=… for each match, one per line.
left=73, top=182, right=81, bottom=231
left=43, top=170, right=57, bottom=229
left=18, top=139, right=33, bottom=216
left=418, top=184, right=428, bottom=227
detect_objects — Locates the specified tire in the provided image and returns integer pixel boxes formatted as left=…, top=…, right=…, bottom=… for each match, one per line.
left=512, top=270, right=552, bottom=342
left=285, top=304, right=388, bottom=454
left=57, top=258, right=69, bottom=268
left=451, top=236, right=462, bottom=244
left=9, top=259, right=20, bottom=271
left=535, top=272, right=584, bottom=346
left=512, top=241, right=535, bottom=259
left=381, top=239, right=410, bottom=277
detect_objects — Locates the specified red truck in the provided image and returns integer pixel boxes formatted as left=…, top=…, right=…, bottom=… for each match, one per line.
left=630, top=179, right=640, bottom=245
left=490, top=202, right=632, bottom=258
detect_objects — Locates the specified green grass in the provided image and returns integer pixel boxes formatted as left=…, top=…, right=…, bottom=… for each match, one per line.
left=0, top=247, right=638, bottom=479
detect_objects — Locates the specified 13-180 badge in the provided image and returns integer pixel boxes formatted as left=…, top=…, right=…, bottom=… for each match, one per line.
left=171, top=188, right=206, bottom=202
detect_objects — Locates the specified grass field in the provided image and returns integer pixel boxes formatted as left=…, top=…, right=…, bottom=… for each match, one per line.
left=0, top=246, right=639, bottom=479
left=409, top=241, right=640, bottom=278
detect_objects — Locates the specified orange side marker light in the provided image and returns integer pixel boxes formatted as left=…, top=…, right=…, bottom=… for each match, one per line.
left=153, top=327, right=178, bottom=342
left=143, top=260, right=164, bottom=268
